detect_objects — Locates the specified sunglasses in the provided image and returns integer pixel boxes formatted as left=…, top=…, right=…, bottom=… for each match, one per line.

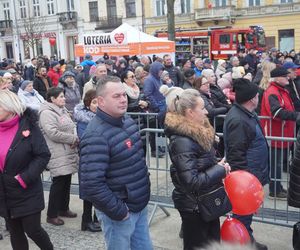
left=127, top=75, right=136, bottom=79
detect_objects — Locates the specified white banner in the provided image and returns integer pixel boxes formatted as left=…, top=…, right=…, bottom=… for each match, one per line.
left=82, top=31, right=127, bottom=46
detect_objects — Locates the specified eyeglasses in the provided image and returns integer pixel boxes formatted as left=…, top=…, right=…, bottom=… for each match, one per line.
left=128, top=75, right=136, bottom=79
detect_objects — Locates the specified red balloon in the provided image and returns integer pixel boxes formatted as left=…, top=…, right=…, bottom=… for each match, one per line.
left=221, top=216, right=251, bottom=244
left=224, top=170, right=264, bottom=215
left=49, top=37, right=56, bottom=46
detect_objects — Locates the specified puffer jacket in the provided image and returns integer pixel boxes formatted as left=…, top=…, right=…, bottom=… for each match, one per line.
left=73, top=103, right=95, bottom=139
left=0, top=109, right=50, bottom=219
left=39, top=102, right=78, bottom=178
left=164, top=112, right=226, bottom=213
left=79, top=109, right=150, bottom=221
left=288, top=129, right=300, bottom=208
left=223, top=103, right=269, bottom=185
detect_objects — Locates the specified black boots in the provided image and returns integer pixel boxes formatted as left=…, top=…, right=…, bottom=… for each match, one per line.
left=81, top=221, right=102, bottom=232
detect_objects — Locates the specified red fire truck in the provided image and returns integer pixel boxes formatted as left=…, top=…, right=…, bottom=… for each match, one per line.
left=155, top=26, right=266, bottom=60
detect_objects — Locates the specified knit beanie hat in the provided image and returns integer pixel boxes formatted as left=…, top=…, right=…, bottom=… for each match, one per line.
left=62, top=70, right=75, bottom=79
left=50, top=61, right=59, bottom=68
left=218, top=59, right=226, bottom=66
left=21, top=80, right=32, bottom=90
left=232, top=66, right=245, bottom=79
left=159, top=85, right=184, bottom=112
left=160, top=70, right=169, bottom=79
left=217, top=78, right=231, bottom=90
left=234, top=78, right=258, bottom=104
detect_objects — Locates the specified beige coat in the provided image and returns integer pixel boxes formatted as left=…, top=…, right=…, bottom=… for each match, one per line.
left=39, top=101, right=78, bottom=177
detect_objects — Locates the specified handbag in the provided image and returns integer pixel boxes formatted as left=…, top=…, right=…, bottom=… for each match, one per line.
left=196, top=185, right=232, bottom=222
left=293, top=221, right=300, bottom=250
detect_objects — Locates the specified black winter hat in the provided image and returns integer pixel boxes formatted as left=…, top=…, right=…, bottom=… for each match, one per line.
left=234, top=78, right=258, bottom=104
left=270, top=67, right=289, bottom=78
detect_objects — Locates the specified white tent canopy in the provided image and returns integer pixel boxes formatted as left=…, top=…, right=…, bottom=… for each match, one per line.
left=112, top=23, right=170, bottom=43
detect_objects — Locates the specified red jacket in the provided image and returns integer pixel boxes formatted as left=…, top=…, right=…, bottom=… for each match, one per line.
left=260, top=82, right=296, bottom=148
left=47, top=68, right=62, bottom=87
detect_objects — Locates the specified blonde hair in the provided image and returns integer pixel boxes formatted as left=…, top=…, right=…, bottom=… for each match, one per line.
left=174, top=89, right=202, bottom=116
left=0, top=77, right=5, bottom=89
left=0, top=90, right=25, bottom=116
left=259, top=60, right=276, bottom=90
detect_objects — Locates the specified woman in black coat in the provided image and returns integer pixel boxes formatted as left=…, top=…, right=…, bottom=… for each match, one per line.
left=163, top=88, right=230, bottom=250
left=0, top=90, right=53, bottom=250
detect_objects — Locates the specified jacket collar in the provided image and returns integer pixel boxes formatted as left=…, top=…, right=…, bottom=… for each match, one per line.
left=164, top=112, right=215, bottom=151
left=270, top=81, right=289, bottom=93
left=96, top=108, right=124, bottom=127
left=234, top=103, right=256, bottom=118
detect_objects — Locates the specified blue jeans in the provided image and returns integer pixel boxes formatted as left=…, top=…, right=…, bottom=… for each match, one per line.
left=96, top=207, right=153, bottom=250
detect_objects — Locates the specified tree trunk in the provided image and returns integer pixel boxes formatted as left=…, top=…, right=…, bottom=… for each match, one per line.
left=167, top=0, right=175, bottom=41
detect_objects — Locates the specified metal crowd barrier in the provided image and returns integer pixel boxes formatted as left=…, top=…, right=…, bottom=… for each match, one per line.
left=42, top=112, right=300, bottom=228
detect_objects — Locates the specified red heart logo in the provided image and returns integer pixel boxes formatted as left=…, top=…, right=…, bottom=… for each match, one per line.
left=22, top=130, right=30, bottom=137
left=114, top=33, right=125, bottom=44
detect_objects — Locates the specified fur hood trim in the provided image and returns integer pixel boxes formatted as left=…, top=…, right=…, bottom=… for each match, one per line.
left=165, top=112, right=215, bottom=151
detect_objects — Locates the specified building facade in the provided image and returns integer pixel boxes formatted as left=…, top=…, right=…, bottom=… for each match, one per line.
left=0, top=0, right=85, bottom=63
left=0, top=0, right=145, bottom=63
left=144, top=0, right=300, bottom=53
left=1, top=0, right=299, bottom=63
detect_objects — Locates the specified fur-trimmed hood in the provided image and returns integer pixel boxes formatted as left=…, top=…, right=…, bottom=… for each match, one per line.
left=164, top=112, right=215, bottom=152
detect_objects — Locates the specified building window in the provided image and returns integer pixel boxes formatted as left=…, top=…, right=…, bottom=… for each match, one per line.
left=47, top=0, right=55, bottom=15
left=156, top=0, right=166, bottom=16
left=107, top=0, right=117, bottom=17
left=249, top=0, right=260, bottom=6
left=19, top=0, right=27, bottom=18
left=33, top=0, right=40, bottom=17
left=125, top=0, right=136, bottom=17
left=280, top=0, right=292, bottom=3
left=279, top=29, right=294, bottom=52
left=67, top=0, right=75, bottom=11
left=180, top=0, right=191, bottom=13
left=215, top=0, right=227, bottom=7
left=89, top=1, right=99, bottom=21
left=3, top=2, right=10, bottom=20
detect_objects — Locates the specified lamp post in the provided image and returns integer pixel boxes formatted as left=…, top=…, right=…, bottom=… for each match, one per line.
left=12, top=0, right=22, bottom=64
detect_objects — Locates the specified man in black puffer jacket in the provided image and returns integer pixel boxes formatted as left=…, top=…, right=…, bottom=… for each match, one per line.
left=223, top=78, right=269, bottom=250
left=79, top=75, right=152, bottom=250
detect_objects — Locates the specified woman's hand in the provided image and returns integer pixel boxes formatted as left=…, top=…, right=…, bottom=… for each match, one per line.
left=218, top=158, right=231, bottom=175
left=139, top=100, right=148, bottom=109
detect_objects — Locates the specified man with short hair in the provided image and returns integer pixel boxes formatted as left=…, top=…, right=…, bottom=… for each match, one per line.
left=24, top=57, right=37, bottom=80
left=33, top=66, right=53, bottom=99
left=163, top=54, right=183, bottom=87
left=194, top=58, right=203, bottom=77
left=79, top=75, right=152, bottom=250
left=223, top=78, right=269, bottom=250
left=82, top=64, right=107, bottom=99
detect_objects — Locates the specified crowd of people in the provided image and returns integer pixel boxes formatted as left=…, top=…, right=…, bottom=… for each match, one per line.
left=0, top=47, right=300, bottom=250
